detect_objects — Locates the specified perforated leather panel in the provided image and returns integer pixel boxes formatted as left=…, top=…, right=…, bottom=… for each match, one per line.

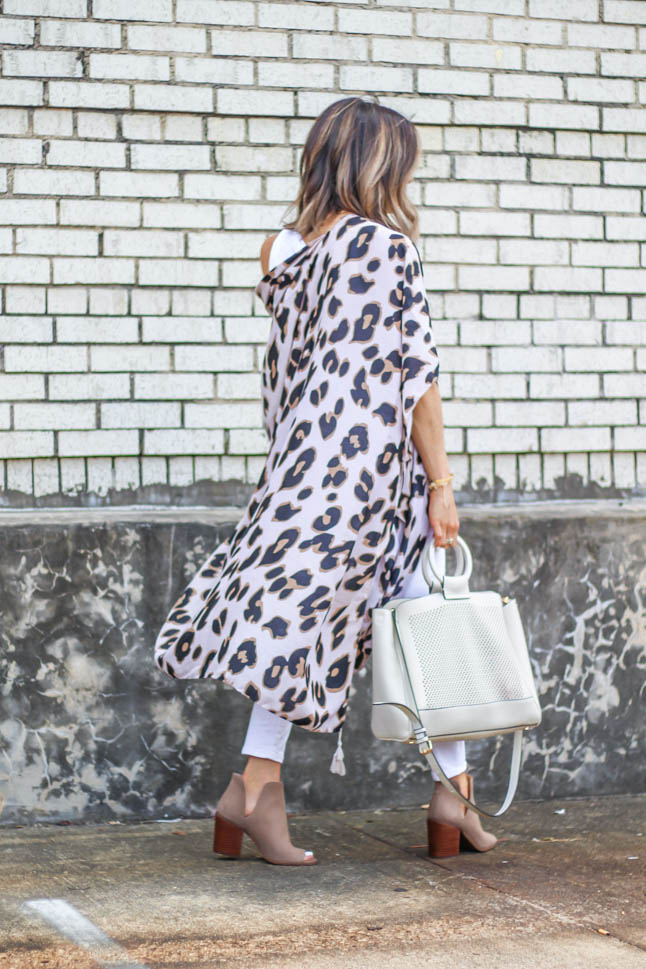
left=407, top=601, right=529, bottom=709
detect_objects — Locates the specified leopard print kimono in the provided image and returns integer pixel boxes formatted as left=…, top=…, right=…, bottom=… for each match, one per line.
left=153, top=212, right=440, bottom=734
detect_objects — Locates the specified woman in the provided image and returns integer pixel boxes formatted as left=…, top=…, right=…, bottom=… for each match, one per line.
left=153, top=96, right=497, bottom=866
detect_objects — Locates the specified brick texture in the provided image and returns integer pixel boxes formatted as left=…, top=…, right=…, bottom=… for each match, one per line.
left=0, top=3, right=644, bottom=503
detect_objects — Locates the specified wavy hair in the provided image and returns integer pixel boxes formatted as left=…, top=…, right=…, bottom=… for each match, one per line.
left=283, top=97, right=420, bottom=243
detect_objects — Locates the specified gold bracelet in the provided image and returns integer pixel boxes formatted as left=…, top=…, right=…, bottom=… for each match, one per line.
left=429, top=473, right=454, bottom=491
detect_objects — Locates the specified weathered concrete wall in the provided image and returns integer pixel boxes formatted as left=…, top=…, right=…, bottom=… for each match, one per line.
left=1, top=498, right=645, bottom=825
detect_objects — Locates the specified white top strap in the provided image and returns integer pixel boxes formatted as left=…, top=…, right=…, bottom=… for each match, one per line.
left=268, top=228, right=305, bottom=271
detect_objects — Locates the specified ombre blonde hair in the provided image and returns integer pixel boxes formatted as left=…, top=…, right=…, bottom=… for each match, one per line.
left=284, top=97, right=420, bottom=243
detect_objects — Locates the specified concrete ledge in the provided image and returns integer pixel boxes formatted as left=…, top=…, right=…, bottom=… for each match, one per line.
left=1, top=499, right=645, bottom=824
left=0, top=496, right=644, bottom=525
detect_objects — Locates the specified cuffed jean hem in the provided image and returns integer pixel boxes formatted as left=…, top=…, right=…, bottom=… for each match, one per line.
left=429, top=739, right=467, bottom=781
left=241, top=701, right=293, bottom=764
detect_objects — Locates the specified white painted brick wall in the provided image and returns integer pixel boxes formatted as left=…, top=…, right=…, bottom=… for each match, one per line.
left=0, top=3, right=644, bottom=503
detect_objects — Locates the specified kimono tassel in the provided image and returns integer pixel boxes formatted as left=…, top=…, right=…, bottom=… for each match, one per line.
left=329, top=727, right=346, bottom=776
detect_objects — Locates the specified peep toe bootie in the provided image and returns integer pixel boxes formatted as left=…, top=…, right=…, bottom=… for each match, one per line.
left=213, top=772, right=317, bottom=866
left=427, top=772, right=498, bottom=858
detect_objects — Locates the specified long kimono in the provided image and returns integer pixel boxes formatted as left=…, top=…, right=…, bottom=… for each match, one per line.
left=153, top=212, right=441, bottom=734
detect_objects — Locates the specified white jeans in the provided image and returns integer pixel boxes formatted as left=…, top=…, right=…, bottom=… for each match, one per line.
left=241, top=542, right=468, bottom=782
left=241, top=701, right=294, bottom=762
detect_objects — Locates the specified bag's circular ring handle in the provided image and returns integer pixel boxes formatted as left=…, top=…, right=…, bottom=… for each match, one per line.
left=421, top=534, right=473, bottom=588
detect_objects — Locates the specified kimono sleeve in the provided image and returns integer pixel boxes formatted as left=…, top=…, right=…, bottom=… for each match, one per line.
left=398, top=240, right=440, bottom=445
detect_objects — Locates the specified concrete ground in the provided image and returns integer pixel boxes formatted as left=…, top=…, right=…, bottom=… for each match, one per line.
left=1, top=791, right=645, bottom=969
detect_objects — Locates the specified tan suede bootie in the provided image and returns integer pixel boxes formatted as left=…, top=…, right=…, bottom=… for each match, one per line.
left=213, top=772, right=317, bottom=866
left=427, top=772, right=498, bottom=858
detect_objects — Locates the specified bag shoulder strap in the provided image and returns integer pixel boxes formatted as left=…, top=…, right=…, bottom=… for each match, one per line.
left=415, top=726, right=523, bottom=819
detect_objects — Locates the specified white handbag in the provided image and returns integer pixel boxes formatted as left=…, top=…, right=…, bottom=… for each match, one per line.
left=371, top=533, right=542, bottom=818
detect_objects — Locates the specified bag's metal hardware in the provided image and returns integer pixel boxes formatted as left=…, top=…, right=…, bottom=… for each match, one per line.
left=413, top=725, right=432, bottom=757
left=501, top=595, right=511, bottom=603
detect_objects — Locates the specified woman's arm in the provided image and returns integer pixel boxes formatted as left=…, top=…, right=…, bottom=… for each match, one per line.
left=411, top=381, right=460, bottom=549
left=260, top=233, right=279, bottom=276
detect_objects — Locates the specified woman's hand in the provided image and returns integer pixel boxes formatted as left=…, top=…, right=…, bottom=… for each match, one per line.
left=428, top=483, right=460, bottom=549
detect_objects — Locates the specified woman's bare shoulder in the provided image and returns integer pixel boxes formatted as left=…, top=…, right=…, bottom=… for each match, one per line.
left=260, top=232, right=279, bottom=275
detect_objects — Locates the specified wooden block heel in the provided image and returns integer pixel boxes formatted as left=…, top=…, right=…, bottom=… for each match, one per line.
left=213, top=812, right=244, bottom=857
left=427, top=818, right=460, bottom=858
